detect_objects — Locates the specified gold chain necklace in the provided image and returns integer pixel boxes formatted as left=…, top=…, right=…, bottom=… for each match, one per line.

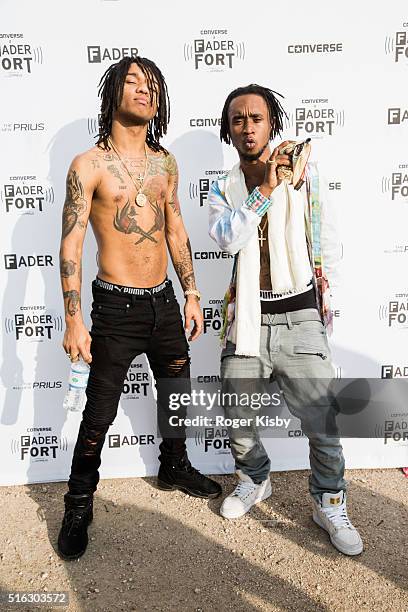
left=108, top=137, right=148, bottom=207
left=258, top=216, right=268, bottom=247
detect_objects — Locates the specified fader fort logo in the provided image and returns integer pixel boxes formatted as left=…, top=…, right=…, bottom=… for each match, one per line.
left=189, top=169, right=225, bottom=207
left=203, top=299, right=223, bottom=334
left=184, top=29, right=245, bottom=71
left=381, top=165, right=408, bottom=202
left=378, top=295, right=408, bottom=328
left=2, top=177, right=54, bottom=215
left=285, top=98, right=344, bottom=138
left=0, top=34, right=43, bottom=76
left=11, top=427, right=67, bottom=462
left=195, top=425, right=230, bottom=453
left=122, top=362, right=150, bottom=400
left=384, top=24, right=408, bottom=63
left=4, top=306, right=63, bottom=342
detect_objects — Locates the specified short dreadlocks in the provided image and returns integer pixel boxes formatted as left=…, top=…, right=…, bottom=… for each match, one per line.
left=220, top=84, right=287, bottom=144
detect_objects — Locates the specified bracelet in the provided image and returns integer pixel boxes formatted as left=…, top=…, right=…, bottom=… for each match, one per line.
left=184, top=289, right=201, bottom=300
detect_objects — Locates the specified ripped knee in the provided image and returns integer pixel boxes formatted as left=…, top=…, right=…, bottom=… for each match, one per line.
left=80, top=422, right=110, bottom=457
left=166, top=355, right=190, bottom=377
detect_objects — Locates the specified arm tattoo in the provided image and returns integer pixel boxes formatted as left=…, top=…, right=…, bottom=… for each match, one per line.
left=145, top=153, right=177, bottom=177
left=113, top=198, right=164, bottom=245
left=61, top=170, right=88, bottom=239
left=164, top=154, right=178, bottom=176
left=60, top=259, right=76, bottom=278
left=174, top=239, right=195, bottom=291
left=63, top=290, right=80, bottom=317
left=168, top=173, right=181, bottom=216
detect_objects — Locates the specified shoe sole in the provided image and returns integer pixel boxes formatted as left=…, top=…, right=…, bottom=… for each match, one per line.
left=220, top=485, right=272, bottom=519
left=156, top=479, right=221, bottom=499
left=57, top=545, right=87, bottom=561
left=312, top=511, right=363, bottom=556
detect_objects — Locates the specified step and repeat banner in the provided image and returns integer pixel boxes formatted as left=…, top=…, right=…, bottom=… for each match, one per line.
left=1, top=0, right=408, bottom=485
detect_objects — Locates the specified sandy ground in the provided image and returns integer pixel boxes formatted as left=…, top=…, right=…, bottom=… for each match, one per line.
left=0, top=468, right=407, bottom=612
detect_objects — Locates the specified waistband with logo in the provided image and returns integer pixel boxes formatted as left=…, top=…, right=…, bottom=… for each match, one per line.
left=94, top=276, right=170, bottom=296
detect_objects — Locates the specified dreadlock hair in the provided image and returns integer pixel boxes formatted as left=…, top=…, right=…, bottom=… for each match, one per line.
left=96, top=55, right=170, bottom=154
left=220, top=84, right=288, bottom=144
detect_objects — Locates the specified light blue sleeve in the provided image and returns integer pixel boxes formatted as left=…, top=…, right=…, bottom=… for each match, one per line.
left=208, top=178, right=273, bottom=255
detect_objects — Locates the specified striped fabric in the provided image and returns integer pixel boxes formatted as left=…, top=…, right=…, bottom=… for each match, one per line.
left=243, top=186, right=271, bottom=216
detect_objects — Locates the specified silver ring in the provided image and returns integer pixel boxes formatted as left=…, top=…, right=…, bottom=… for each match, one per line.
left=267, top=159, right=277, bottom=165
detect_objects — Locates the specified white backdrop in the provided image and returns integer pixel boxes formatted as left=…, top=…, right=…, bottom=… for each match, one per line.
left=1, top=0, right=408, bottom=485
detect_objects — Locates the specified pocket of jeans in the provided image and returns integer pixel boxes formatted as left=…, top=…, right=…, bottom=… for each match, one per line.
left=221, top=341, right=236, bottom=361
left=293, top=344, right=328, bottom=360
left=92, top=302, right=130, bottom=317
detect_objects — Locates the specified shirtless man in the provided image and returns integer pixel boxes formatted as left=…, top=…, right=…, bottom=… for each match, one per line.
left=57, top=56, right=221, bottom=560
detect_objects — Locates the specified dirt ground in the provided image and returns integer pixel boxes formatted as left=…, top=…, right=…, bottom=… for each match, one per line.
left=0, top=468, right=407, bottom=612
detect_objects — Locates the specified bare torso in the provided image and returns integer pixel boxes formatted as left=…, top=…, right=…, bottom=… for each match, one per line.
left=86, top=145, right=175, bottom=287
left=245, top=175, right=272, bottom=290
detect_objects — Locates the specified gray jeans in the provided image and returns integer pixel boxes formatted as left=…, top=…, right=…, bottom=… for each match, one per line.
left=220, top=308, right=346, bottom=500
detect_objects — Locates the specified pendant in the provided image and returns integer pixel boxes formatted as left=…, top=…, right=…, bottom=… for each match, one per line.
left=258, top=231, right=266, bottom=247
left=135, top=193, right=147, bottom=207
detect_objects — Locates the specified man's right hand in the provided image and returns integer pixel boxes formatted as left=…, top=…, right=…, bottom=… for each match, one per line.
left=260, top=140, right=295, bottom=196
left=62, top=321, right=92, bottom=364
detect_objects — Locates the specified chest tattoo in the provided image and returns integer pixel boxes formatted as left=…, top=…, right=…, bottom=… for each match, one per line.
left=113, top=198, right=164, bottom=245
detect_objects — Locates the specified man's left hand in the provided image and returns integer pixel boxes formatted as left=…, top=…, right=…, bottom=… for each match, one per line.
left=184, top=297, right=203, bottom=341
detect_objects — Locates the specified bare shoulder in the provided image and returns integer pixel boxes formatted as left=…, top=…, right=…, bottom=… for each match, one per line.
left=66, top=146, right=106, bottom=189
left=163, top=151, right=178, bottom=176
left=147, top=149, right=178, bottom=177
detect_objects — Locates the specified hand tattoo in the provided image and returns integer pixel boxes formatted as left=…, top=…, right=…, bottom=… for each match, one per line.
left=60, top=259, right=76, bottom=278
left=62, top=170, right=87, bottom=239
left=63, top=290, right=80, bottom=316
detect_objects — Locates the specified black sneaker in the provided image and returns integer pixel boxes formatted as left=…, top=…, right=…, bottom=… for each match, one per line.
left=157, top=454, right=222, bottom=499
left=57, top=493, right=93, bottom=560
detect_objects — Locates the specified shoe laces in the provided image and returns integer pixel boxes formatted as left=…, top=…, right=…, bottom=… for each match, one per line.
left=65, top=508, right=88, bottom=536
left=185, top=464, right=207, bottom=481
left=321, top=501, right=353, bottom=530
left=176, top=458, right=206, bottom=480
left=233, top=480, right=257, bottom=500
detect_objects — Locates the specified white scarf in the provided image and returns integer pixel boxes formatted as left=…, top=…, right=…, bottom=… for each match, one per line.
left=225, top=162, right=311, bottom=357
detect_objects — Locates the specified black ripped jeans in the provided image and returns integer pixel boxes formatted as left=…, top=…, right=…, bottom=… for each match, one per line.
left=68, top=279, right=190, bottom=495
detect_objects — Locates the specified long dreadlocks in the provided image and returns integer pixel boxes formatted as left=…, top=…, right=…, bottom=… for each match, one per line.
left=96, top=56, right=170, bottom=154
left=220, top=84, right=288, bottom=144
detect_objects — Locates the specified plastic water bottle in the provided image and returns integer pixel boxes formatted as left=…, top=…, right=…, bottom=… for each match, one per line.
left=63, top=358, right=90, bottom=412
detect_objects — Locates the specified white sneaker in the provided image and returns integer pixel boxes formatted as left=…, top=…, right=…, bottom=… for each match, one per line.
left=312, top=490, right=363, bottom=556
left=220, top=470, right=272, bottom=519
